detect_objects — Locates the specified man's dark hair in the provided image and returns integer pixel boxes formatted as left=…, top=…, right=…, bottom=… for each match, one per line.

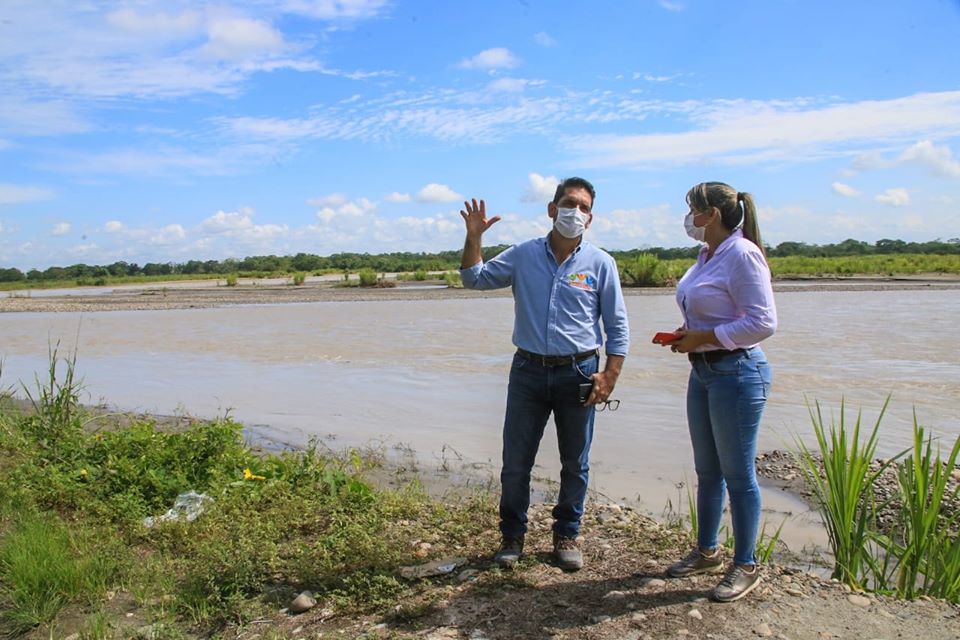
left=552, top=176, right=596, bottom=209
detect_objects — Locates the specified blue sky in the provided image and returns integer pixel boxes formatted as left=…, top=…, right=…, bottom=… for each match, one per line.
left=2, top=0, right=960, bottom=271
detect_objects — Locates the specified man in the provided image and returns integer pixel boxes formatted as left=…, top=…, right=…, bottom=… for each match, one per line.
left=459, top=176, right=629, bottom=571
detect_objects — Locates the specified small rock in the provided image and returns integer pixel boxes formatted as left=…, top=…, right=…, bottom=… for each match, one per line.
left=677, top=630, right=690, bottom=636
left=847, top=594, right=871, bottom=608
left=292, top=626, right=303, bottom=634
left=590, top=615, right=612, bottom=624
left=631, top=612, right=647, bottom=622
left=64, top=635, right=80, bottom=640
left=457, top=569, right=479, bottom=582
left=289, top=591, right=317, bottom=614
left=469, top=631, right=490, bottom=640
left=754, top=622, right=773, bottom=637
left=688, top=609, right=703, bottom=620
left=604, top=590, right=627, bottom=599
left=785, top=588, right=805, bottom=597
left=641, top=577, right=666, bottom=588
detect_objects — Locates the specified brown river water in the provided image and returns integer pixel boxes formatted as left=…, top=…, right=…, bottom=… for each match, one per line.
left=2, top=287, right=958, bottom=556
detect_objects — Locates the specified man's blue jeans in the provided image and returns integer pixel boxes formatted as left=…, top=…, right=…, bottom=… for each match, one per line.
left=499, top=352, right=599, bottom=539
left=686, top=347, right=772, bottom=565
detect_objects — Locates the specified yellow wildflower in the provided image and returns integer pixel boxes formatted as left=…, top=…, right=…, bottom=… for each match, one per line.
left=243, top=468, right=266, bottom=481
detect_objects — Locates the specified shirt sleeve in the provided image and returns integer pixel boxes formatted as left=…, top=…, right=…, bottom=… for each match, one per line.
left=459, top=244, right=516, bottom=290
left=599, top=256, right=630, bottom=356
left=713, top=249, right=777, bottom=349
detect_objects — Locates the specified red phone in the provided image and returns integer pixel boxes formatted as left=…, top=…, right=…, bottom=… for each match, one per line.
left=652, top=331, right=681, bottom=345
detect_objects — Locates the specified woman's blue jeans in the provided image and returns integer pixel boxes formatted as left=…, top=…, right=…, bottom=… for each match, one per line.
left=499, top=352, right=599, bottom=539
left=686, top=347, right=772, bottom=565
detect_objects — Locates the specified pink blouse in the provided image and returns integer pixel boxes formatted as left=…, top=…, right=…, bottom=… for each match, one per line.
left=675, top=229, right=777, bottom=352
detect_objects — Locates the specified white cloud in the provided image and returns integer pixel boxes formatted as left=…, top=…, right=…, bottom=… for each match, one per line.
left=659, top=1, right=685, bottom=11
left=534, top=32, right=556, bottom=47
left=457, top=48, right=519, bottom=70
left=199, top=17, right=285, bottom=62
left=201, top=208, right=290, bottom=243
left=52, top=222, right=71, bottom=236
left=201, top=209, right=255, bottom=234
left=488, top=78, right=529, bottom=93
left=521, top=173, right=559, bottom=203
left=282, top=0, right=391, bottom=20
left=314, top=196, right=376, bottom=223
left=150, top=224, right=187, bottom=245
left=635, top=72, right=680, bottom=83
left=571, top=91, right=960, bottom=168
left=831, top=182, right=861, bottom=197
left=416, top=183, right=461, bottom=203
left=307, top=193, right=349, bottom=208
left=104, top=221, right=124, bottom=233
left=385, top=191, right=411, bottom=203
left=0, top=183, right=54, bottom=205
left=106, top=8, right=202, bottom=36
left=875, top=188, right=911, bottom=207
left=899, top=140, right=960, bottom=177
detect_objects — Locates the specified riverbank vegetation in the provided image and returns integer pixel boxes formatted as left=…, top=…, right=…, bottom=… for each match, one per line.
left=797, top=399, right=960, bottom=601
left=0, top=351, right=498, bottom=637
left=2, top=238, right=958, bottom=291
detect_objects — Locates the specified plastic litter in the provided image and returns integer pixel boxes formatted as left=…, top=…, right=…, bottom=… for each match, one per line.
left=399, top=556, right=468, bottom=580
left=143, top=490, right=213, bottom=528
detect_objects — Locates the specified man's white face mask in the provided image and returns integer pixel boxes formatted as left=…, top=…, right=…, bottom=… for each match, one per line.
left=554, top=207, right=589, bottom=239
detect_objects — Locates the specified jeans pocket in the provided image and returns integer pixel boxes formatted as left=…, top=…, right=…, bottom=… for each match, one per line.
left=757, top=362, right=773, bottom=399
left=512, top=353, right=529, bottom=370
left=706, top=356, right=741, bottom=376
left=572, top=356, right=599, bottom=380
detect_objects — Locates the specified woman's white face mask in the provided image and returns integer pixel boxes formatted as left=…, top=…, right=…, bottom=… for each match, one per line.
left=684, top=212, right=706, bottom=242
left=554, top=207, right=589, bottom=239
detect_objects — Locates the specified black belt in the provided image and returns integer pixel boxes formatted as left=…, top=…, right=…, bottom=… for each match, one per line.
left=516, top=348, right=599, bottom=367
left=688, top=348, right=747, bottom=363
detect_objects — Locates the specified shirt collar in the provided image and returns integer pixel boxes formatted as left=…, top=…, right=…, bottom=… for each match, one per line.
left=698, top=228, right=743, bottom=260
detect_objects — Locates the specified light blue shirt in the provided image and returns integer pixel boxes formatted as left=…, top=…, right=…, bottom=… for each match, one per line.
left=676, top=229, right=777, bottom=352
left=460, top=235, right=630, bottom=357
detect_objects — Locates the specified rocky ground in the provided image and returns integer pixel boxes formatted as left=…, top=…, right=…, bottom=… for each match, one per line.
left=215, top=502, right=960, bottom=640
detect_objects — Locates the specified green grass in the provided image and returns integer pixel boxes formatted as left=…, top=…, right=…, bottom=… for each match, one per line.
left=0, top=514, right=121, bottom=634
left=0, top=350, right=498, bottom=636
left=769, top=254, right=960, bottom=277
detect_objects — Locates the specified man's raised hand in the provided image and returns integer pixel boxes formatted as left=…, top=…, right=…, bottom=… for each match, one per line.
left=460, top=199, right=501, bottom=237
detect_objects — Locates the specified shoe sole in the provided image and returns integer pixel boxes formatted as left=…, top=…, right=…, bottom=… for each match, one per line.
left=666, top=563, right=725, bottom=578
left=711, top=574, right=763, bottom=603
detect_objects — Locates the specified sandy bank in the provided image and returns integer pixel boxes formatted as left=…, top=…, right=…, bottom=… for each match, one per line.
left=2, top=275, right=959, bottom=313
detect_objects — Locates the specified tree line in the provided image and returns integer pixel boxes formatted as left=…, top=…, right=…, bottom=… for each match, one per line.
left=2, top=237, right=958, bottom=284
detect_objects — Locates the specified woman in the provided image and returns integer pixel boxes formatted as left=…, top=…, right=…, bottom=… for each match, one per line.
left=661, top=181, right=776, bottom=602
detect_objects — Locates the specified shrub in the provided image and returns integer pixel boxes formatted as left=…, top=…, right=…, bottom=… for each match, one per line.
left=358, top=269, right=378, bottom=287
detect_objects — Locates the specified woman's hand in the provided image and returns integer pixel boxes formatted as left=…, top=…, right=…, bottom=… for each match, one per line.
left=670, top=329, right=717, bottom=354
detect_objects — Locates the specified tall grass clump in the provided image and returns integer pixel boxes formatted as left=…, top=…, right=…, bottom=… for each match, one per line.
left=291, top=272, right=306, bottom=286
left=19, top=344, right=83, bottom=461
left=0, top=514, right=121, bottom=633
left=442, top=272, right=462, bottom=288
left=881, top=419, right=960, bottom=600
left=795, top=398, right=897, bottom=589
left=358, top=269, right=379, bottom=287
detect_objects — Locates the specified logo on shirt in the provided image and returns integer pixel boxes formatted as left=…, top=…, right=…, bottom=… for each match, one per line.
left=567, top=272, right=597, bottom=291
